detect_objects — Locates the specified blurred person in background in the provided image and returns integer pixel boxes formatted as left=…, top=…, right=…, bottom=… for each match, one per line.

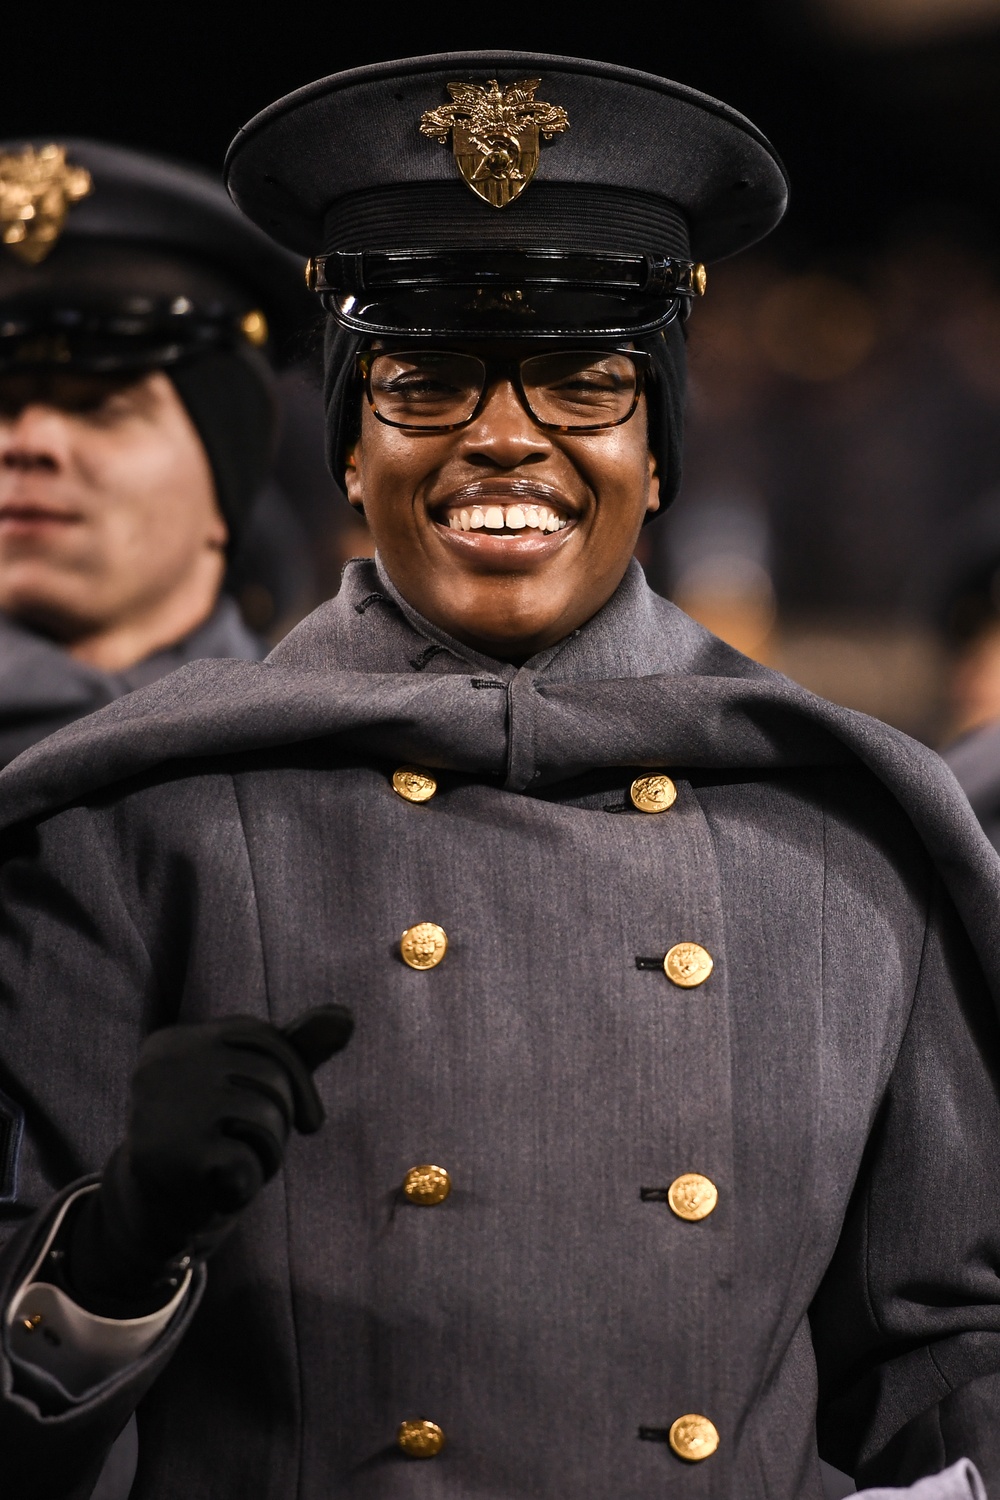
left=0, top=139, right=316, bottom=768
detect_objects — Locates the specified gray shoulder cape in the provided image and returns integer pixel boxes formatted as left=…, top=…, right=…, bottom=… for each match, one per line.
left=1, top=557, right=996, bottom=994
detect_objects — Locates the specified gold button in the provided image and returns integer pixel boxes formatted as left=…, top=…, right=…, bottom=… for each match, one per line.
left=397, top=1419, right=445, bottom=1458
left=392, top=767, right=438, bottom=803
left=669, top=1413, right=719, bottom=1462
left=629, top=774, right=677, bottom=814
left=667, top=1173, right=718, bottom=1222
left=400, top=922, right=448, bottom=970
left=403, top=1164, right=452, bottom=1205
left=663, top=941, right=713, bottom=988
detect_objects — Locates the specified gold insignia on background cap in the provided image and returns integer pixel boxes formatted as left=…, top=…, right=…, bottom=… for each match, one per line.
left=0, top=145, right=92, bottom=265
left=419, top=78, right=569, bottom=208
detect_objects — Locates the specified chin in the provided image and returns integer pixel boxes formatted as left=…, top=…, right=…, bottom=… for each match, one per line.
left=0, top=579, right=101, bottom=641
left=448, top=599, right=570, bottom=659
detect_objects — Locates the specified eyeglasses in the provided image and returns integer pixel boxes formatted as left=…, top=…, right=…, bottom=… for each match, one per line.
left=356, top=348, right=650, bottom=433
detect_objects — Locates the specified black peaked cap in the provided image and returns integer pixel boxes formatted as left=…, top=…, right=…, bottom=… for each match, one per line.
left=225, top=51, right=788, bottom=265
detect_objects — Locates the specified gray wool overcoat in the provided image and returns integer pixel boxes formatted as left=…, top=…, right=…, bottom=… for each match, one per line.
left=0, top=558, right=999, bottom=1500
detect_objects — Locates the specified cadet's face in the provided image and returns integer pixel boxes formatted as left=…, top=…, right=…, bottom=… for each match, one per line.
left=345, top=343, right=660, bottom=659
left=0, top=370, right=226, bottom=645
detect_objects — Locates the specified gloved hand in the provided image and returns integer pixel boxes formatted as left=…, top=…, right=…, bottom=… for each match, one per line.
left=58, top=1006, right=353, bottom=1317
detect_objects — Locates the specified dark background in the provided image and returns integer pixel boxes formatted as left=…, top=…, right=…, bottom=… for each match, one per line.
left=8, top=0, right=1000, bottom=738
left=8, top=1, right=1000, bottom=263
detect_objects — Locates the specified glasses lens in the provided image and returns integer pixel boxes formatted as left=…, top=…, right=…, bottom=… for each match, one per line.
left=521, top=351, right=638, bottom=428
left=368, top=351, right=484, bottom=428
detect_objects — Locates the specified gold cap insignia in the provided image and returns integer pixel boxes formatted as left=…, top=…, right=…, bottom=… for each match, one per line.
left=419, top=78, right=568, bottom=208
left=0, top=145, right=92, bottom=265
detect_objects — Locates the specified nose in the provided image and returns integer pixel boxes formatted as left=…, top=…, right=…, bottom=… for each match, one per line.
left=456, top=377, right=552, bottom=469
left=0, top=405, right=67, bottom=475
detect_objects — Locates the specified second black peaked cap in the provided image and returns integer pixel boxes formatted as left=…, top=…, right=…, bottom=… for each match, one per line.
left=225, top=51, right=788, bottom=340
left=0, top=138, right=313, bottom=371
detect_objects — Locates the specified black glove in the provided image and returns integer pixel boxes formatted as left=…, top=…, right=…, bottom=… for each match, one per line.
left=56, top=1006, right=353, bottom=1317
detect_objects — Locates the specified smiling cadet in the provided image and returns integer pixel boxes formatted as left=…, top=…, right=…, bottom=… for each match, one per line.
left=0, top=140, right=308, bottom=766
left=0, top=52, right=998, bottom=1500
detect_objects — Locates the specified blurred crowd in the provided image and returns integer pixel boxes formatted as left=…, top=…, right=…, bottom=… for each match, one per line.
left=642, top=235, right=1000, bottom=743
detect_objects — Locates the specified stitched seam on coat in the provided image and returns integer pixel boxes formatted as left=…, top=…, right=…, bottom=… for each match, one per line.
left=926, top=1340, right=959, bottom=1398
left=229, top=771, right=305, bottom=1500
left=863, top=874, right=937, bottom=1345
left=710, top=775, right=831, bottom=1443
left=84, top=805, right=157, bottom=991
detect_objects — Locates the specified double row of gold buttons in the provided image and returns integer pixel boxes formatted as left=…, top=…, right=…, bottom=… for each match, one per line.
left=390, top=767, right=720, bottom=1466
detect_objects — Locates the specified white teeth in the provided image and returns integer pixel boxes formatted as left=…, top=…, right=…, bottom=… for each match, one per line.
left=445, top=500, right=570, bottom=533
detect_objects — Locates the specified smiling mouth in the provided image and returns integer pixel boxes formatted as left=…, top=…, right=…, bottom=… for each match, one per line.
left=0, top=503, right=80, bottom=527
left=434, top=482, right=576, bottom=539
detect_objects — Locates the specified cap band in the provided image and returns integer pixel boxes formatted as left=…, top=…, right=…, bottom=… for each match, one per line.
left=309, top=249, right=704, bottom=339
left=310, top=249, right=705, bottom=297
left=0, top=297, right=264, bottom=374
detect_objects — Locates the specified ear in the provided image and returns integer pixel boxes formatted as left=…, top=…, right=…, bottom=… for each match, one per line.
left=343, top=442, right=364, bottom=511
left=206, top=502, right=229, bottom=551
left=645, top=450, right=662, bottom=517
left=208, top=518, right=229, bottom=549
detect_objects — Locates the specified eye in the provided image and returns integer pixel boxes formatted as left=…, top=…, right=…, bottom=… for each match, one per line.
left=550, top=371, right=622, bottom=393
left=381, top=372, right=464, bottom=397
left=86, top=392, right=139, bottom=423
left=525, top=353, right=635, bottom=401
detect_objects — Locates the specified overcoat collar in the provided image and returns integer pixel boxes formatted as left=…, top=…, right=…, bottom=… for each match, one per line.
left=0, top=594, right=262, bottom=720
